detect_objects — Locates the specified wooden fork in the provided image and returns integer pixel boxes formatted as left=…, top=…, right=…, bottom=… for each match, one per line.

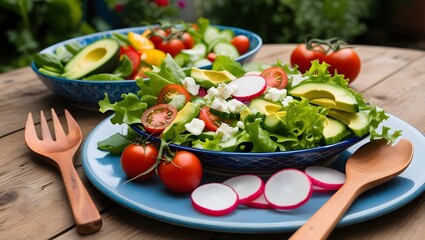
left=25, top=109, right=102, bottom=234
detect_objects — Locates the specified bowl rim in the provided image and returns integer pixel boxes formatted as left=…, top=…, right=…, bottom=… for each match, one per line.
left=130, top=123, right=369, bottom=157
left=31, top=25, right=263, bottom=84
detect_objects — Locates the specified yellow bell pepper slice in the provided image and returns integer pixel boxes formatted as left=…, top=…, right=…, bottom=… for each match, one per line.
left=140, top=49, right=167, bottom=66
left=128, top=32, right=154, bottom=51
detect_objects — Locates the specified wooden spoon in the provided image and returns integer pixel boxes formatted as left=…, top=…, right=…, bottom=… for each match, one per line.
left=290, top=138, right=414, bottom=240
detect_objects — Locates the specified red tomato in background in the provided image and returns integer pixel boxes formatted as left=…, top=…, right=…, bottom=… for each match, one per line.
left=158, top=150, right=203, bottom=193
left=141, top=103, right=177, bottom=134
left=290, top=44, right=326, bottom=73
left=231, top=35, right=250, bottom=55
left=182, top=32, right=195, bottom=49
left=148, top=29, right=167, bottom=49
left=121, top=144, right=158, bottom=181
left=322, top=48, right=361, bottom=83
left=207, top=52, right=217, bottom=62
left=158, top=38, right=186, bottom=57
left=120, top=46, right=141, bottom=77
left=260, top=67, right=288, bottom=89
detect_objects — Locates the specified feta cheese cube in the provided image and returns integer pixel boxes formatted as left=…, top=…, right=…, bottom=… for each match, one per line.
left=216, top=123, right=238, bottom=142
left=182, top=77, right=200, bottom=96
left=210, top=98, right=229, bottom=112
left=281, top=96, right=294, bottom=107
left=264, top=87, right=287, bottom=102
left=227, top=99, right=246, bottom=113
left=216, top=83, right=236, bottom=99
left=185, top=118, right=205, bottom=135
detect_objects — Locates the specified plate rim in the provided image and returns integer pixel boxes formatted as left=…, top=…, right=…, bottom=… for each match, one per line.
left=82, top=114, right=425, bottom=233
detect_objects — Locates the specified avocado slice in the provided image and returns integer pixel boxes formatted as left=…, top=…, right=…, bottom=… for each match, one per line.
left=249, top=99, right=282, bottom=115
left=328, top=109, right=370, bottom=137
left=264, top=111, right=286, bottom=131
left=63, top=38, right=120, bottom=79
left=190, top=68, right=236, bottom=88
left=289, top=82, right=359, bottom=113
left=161, top=102, right=201, bottom=141
left=322, top=117, right=348, bottom=145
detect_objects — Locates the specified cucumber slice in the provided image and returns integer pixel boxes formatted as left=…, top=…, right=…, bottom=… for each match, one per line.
left=210, top=108, right=240, bottom=119
left=203, top=26, right=221, bottom=45
left=213, top=42, right=240, bottom=60
left=207, top=38, right=227, bottom=53
left=193, top=58, right=213, bottom=68
left=182, top=43, right=207, bottom=62
left=218, top=29, right=235, bottom=42
left=173, top=53, right=189, bottom=67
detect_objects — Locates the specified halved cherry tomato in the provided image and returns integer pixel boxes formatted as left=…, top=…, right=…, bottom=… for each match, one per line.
left=207, top=52, right=217, bottom=62
left=199, top=106, right=230, bottom=131
left=231, top=35, right=250, bottom=55
left=182, top=32, right=195, bottom=49
left=158, top=150, right=202, bottom=193
left=158, top=84, right=191, bottom=104
left=141, top=103, right=177, bottom=134
left=260, top=67, right=288, bottom=89
left=322, top=48, right=361, bottom=83
left=158, top=38, right=185, bottom=57
left=121, top=143, right=158, bottom=181
left=120, top=46, right=140, bottom=76
left=290, top=44, right=326, bottom=73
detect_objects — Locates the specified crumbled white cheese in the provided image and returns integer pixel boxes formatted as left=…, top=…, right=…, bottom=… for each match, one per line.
left=281, top=96, right=294, bottom=107
left=264, top=87, right=288, bottom=102
left=168, top=95, right=186, bottom=109
left=182, top=77, right=200, bottom=96
left=210, top=98, right=229, bottom=112
left=205, top=86, right=220, bottom=99
left=184, top=118, right=205, bottom=135
left=216, top=83, right=236, bottom=99
left=236, top=121, right=245, bottom=129
left=227, top=99, right=246, bottom=113
left=216, top=123, right=238, bottom=142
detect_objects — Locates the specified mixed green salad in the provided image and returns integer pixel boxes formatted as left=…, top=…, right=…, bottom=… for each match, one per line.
left=97, top=55, right=401, bottom=154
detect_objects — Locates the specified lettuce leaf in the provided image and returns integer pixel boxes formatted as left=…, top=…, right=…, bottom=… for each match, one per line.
left=99, top=93, right=148, bottom=125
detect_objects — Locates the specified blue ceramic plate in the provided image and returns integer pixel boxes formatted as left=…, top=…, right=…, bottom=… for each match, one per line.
left=82, top=114, right=425, bottom=233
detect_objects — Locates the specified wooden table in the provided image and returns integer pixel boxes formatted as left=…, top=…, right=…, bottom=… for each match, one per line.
left=1, top=44, right=425, bottom=239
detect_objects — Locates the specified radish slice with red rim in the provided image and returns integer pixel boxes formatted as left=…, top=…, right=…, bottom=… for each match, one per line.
left=222, top=175, right=264, bottom=204
left=312, top=185, right=331, bottom=193
left=191, top=183, right=239, bottom=216
left=245, top=193, right=272, bottom=209
left=228, top=75, right=267, bottom=101
left=305, top=166, right=345, bottom=191
left=264, top=168, right=313, bottom=210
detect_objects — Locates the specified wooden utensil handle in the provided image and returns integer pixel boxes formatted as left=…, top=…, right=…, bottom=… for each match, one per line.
left=58, top=157, right=102, bottom=234
left=289, top=183, right=363, bottom=240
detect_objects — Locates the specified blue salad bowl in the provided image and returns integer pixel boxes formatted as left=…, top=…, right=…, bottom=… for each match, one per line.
left=130, top=124, right=368, bottom=174
left=31, top=25, right=262, bottom=109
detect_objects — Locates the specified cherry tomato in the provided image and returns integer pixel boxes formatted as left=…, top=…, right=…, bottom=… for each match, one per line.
left=158, top=38, right=185, bottom=57
left=290, top=44, right=326, bottom=73
left=231, top=35, right=250, bottom=55
left=207, top=52, right=217, bottom=62
left=148, top=29, right=167, bottom=49
left=158, top=150, right=203, bottom=193
left=260, top=67, right=288, bottom=89
left=120, top=46, right=141, bottom=77
left=322, top=48, right=361, bottom=83
left=141, top=104, right=177, bottom=134
left=120, top=143, right=159, bottom=181
left=182, top=32, right=195, bottom=49
left=199, top=106, right=232, bottom=131
left=158, top=84, right=191, bottom=104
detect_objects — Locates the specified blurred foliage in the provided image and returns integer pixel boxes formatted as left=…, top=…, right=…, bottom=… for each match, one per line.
left=0, top=0, right=94, bottom=73
left=200, top=0, right=373, bottom=43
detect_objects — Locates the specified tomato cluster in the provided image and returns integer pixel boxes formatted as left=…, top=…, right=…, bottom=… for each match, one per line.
left=121, top=143, right=203, bottom=193
left=290, top=38, right=361, bottom=83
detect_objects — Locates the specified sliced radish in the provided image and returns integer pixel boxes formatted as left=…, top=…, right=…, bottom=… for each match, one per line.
left=264, top=168, right=312, bottom=210
left=312, top=185, right=331, bottom=193
left=305, top=166, right=345, bottom=191
left=222, top=175, right=264, bottom=204
left=191, top=183, right=239, bottom=216
left=228, top=75, right=267, bottom=101
left=245, top=193, right=272, bottom=209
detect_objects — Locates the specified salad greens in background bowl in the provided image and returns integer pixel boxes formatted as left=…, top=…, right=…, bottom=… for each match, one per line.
left=31, top=18, right=262, bottom=109
left=97, top=54, right=401, bottom=174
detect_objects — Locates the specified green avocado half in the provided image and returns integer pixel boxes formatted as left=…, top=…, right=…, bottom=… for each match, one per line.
left=63, top=38, right=120, bottom=79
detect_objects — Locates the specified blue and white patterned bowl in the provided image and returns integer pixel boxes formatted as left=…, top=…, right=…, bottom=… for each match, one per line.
left=131, top=124, right=368, bottom=174
left=31, top=25, right=262, bottom=109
